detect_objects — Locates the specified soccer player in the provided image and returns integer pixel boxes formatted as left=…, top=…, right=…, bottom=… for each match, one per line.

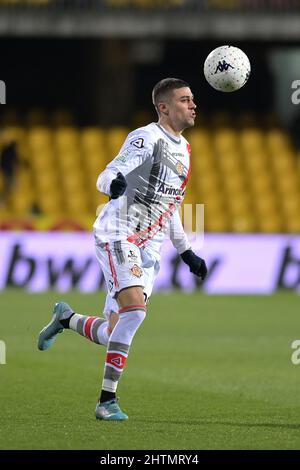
left=38, top=78, right=207, bottom=421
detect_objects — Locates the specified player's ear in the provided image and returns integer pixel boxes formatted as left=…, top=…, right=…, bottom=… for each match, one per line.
left=158, top=102, right=168, bottom=116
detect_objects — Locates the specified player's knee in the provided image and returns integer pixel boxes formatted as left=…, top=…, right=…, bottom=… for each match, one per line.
left=132, top=308, right=146, bottom=323
left=117, top=286, right=145, bottom=309
left=123, top=308, right=146, bottom=332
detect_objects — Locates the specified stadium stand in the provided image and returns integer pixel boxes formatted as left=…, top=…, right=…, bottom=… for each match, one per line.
left=0, top=110, right=299, bottom=233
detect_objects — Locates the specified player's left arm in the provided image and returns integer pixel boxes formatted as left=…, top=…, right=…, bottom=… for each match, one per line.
left=169, top=210, right=207, bottom=280
left=96, top=129, right=154, bottom=198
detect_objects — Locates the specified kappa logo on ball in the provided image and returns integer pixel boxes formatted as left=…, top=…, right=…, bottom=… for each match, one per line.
left=130, top=264, right=143, bottom=278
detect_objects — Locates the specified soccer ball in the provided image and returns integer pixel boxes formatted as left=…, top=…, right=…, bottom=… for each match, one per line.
left=204, top=45, right=251, bottom=92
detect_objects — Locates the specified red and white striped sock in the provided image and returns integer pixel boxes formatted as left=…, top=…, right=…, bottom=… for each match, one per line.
left=69, top=314, right=110, bottom=346
left=101, top=304, right=146, bottom=394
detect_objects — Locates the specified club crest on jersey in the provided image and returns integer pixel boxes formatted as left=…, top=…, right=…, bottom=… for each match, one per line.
left=176, top=162, right=185, bottom=175
left=130, top=138, right=144, bottom=149
left=130, top=264, right=143, bottom=278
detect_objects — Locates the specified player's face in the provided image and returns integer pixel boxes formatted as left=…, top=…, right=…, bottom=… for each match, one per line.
left=167, top=87, right=196, bottom=131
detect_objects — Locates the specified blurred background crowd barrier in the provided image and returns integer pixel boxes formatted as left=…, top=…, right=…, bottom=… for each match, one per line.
left=0, top=1, right=298, bottom=11
left=0, top=0, right=299, bottom=292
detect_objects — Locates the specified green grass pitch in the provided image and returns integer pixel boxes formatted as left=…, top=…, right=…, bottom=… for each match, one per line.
left=1, top=290, right=300, bottom=450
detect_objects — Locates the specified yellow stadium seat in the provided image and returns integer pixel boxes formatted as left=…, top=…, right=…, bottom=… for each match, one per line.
left=187, top=129, right=211, bottom=154
left=26, top=109, right=48, bottom=126
left=2, top=109, right=298, bottom=233
left=205, top=212, right=230, bottom=232
left=15, top=167, right=32, bottom=186
left=257, top=214, right=282, bottom=233
left=28, top=127, right=53, bottom=152
left=1, top=109, right=20, bottom=126
left=63, top=173, right=84, bottom=193
left=52, top=110, right=74, bottom=127
left=54, top=127, right=79, bottom=151
left=192, top=152, right=215, bottom=174
left=7, top=167, right=34, bottom=215
left=84, top=151, right=106, bottom=174
left=266, top=129, right=292, bottom=153
left=280, top=194, right=300, bottom=216
left=81, top=128, right=105, bottom=153
left=244, top=152, right=268, bottom=174
left=30, top=150, right=56, bottom=171
left=201, top=193, right=224, bottom=212
left=10, top=191, right=34, bottom=215
left=213, top=128, right=238, bottom=154
left=217, top=151, right=241, bottom=173
left=276, top=173, right=299, bottom=194
left=1, top=126, right=26, bottom=144
left=254, top=194, right=278, bottom=216
left=227, top=194, right=251, bottom=217
left=230, top=214, right=256, bottom=233
left=39, top=193, right=63, bottom=216
left=249, top=173, right=273, bottom=196
left=35, top=170, right=58, bottom=192
left=58, top=151, right=82, bottom=172
left=94, top=193, right=110, bottom=217
left=285, top=216, right=300, bottom=233
left=197, top=174, right=220, bottom=196
left=92, top=190, right=109, bottom=205
left=223, top=172, right=246, bottom=194
left=182, top=189, right=196, bottom=205
left=271, top=152, right=296, bottom=174
left=65, top=193, right=89, bottom=215
left=240, top=128, right=264, bottom=154
left=106, top=127, right=128, bottom=160
left=86, top=169, right=102, bottom=188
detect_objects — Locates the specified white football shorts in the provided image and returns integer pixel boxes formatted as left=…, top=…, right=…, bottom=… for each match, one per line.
left=94, top=238, right=160, bottom=316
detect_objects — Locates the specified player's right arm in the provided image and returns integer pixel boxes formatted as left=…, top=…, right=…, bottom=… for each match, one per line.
left=96, top=128, right=154, bottom=198
left=170, top=209, right=208, bottom=280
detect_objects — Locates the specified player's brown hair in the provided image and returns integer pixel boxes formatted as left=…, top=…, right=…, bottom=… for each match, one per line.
left=152, top=78, right=190, bottom=113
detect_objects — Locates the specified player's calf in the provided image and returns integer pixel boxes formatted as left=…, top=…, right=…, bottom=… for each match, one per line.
left=66, top=312, right=112, bottom=346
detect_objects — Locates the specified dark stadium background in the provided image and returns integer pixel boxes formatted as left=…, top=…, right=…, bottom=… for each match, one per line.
left=1, top=0, right=300, bottom=455
left=0, top=39, right=274, bottom=123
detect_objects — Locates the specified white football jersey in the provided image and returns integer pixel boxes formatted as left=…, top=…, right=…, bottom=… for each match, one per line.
left=93, top=122, right=192, bottom=258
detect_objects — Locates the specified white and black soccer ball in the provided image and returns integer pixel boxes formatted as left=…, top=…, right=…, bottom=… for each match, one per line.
left=204, top=45, right=251, bottom=92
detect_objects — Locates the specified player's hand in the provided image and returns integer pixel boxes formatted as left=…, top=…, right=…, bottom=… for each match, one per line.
left=180, top=249, right=207, bottom=280
left=110, top=172, right=127, bottom=199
